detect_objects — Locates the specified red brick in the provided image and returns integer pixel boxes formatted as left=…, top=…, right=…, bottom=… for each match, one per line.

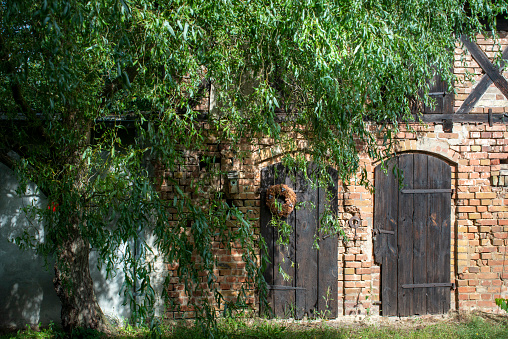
left=477, top=301, right=496, bottom=307
left=478, top=219, right=497, bottom=226
left=356, top=268, right=371, bottom=274
left=493, top=232, right=508, bottom=239
left=481, top=294, right=492, bottom=300
left=458, top=286, right=476, bottom=293
left=458, top=206, right=476, bottom=213
left=478, top=272, right=498, bottom=279
left=346, top=261, right=362, bottom=268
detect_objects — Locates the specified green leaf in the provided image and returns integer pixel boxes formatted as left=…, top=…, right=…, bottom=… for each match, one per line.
left=164, top=21, right=175, bottom=38
left=183, top=22, right=189, bottom=40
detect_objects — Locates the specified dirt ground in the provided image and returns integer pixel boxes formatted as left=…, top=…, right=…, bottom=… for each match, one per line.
left=264, top=310, right=508, bottom=331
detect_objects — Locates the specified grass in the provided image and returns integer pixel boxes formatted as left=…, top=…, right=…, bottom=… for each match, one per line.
left=2, top=312, right=508, bottom=339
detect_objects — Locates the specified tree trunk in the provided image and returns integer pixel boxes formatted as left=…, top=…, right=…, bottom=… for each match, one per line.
left=53, top=224, right=108, bottom=332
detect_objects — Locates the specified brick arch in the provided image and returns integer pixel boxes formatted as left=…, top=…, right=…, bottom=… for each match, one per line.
left=373, top=141, right=460, bottom=168
left=381, top=150, right=459, bottom=167
left=393, top=138, right=460, bottom=165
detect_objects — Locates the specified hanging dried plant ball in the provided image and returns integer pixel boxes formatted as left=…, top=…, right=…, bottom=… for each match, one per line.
left=266, top=184, right=297, bottom=218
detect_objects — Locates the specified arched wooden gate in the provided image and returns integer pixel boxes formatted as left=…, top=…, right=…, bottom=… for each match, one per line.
left=374, top=153, right=452, bottom=316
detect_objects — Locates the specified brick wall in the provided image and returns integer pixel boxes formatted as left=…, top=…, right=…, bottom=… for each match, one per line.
left=158, top=32, right=508, bottom=318
left=337, top=122, right=507, bottom=316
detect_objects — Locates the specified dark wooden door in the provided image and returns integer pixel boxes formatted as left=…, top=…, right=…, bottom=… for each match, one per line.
left=260, top=163, right=338, bottom=319
left=423, top=72, right=454, bottom=114
left=374, top=153, right=451, bottom=316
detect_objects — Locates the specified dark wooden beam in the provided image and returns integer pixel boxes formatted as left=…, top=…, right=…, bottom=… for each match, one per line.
left=456, top=36, right=508, bottom=114
left=460, top=35, right=508, bottom=98
left=417, top=113, right=508, bottom=123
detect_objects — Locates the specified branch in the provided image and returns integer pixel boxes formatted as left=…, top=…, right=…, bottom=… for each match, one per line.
left=0, top=35, right=50, bottom=149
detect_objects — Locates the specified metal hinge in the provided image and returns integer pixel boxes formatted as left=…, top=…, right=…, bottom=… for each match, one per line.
left=428, top=91, right=448, bottom=97
left=373, top=229, right=395, bottom=236
left=401, top=189, right=453, bottom=194
left=268, top=285, right=306, bottom=291
left=401, top=282, right=455, bottom=289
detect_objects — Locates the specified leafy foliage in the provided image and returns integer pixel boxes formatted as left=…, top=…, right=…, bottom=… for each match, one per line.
left=495, top=298, right=508, bottom=312
left=0, top=0, right=506, bottom=331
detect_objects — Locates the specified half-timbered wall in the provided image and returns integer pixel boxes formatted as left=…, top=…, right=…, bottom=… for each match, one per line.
left=158, top=32, right=508, bottom=319
left=455, top=31, right=508, bottom=114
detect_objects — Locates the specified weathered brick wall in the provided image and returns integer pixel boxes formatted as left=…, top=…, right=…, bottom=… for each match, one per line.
left=159, top=32, right=508, bottom=319
left=160, top=124, right=507, bottom=318
left=334, top=31, right=508, bottom=316
left=155, top=133, right=259, bottom=319
left=338, top=122, right=507, bottom=316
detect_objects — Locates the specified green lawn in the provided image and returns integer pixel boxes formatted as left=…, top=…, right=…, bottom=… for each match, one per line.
left=2, top=313, right=508, bottom=339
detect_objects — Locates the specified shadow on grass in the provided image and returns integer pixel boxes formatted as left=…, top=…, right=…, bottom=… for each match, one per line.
left=2, top=312, right=508, bottom=339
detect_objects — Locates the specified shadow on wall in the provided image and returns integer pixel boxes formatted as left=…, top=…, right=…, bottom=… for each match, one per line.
left=89, top=235, right=166, bottom=324
left=0, top=162, right=130, bottom=329
left=90, top=248, right=131, bottom=324
left=0, top=162, right=60, bottom=329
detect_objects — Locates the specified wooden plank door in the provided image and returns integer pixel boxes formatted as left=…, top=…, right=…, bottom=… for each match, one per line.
left=260, top=163, right=338, bottom=319
left=423, top=72, right=454, bottom=114
left=374, top=153, right=451, bottom=316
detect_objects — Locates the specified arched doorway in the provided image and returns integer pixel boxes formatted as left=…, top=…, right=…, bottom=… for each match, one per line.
left=374, top=153, right=452, bottom=316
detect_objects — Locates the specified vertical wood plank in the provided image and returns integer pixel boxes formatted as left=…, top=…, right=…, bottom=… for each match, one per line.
left=295, top=170, right=318, bottom=319
left=260, top=165, right=275, bottom=316
left=374, top=163, right=387, bottom=263
left=375, top=157, right=398, bottom=316
left=440, top=167, right=451, bottom=314
left=317, top=168, right=338, bottom=318
left=424, top=74, right=441, bottom=113
left=273, top=165, right=296, bottom=317
left=443, top=90, right=454, bottom=114
left=427, top=157, right=451, bottom=314
left=434, top=75, right=445, bottom=114
left=397, top=154, right=414, bottom=316
left=412, top=154, right=428, bottom=315
left=424, top=73, right=453, bottom=114
left=440, top=162, right=451, bottom=314
left=428, top=157, right=451, bottom=314
left=426, top=157, right=439, bottom=314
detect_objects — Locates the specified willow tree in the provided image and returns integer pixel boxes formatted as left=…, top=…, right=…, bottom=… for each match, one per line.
left=0, top=0, right=506, bottom=332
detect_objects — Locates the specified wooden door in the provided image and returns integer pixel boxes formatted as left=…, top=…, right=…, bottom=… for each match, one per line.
left=374, top=153, right=451, bottom=316
left=260, top=163, right=338, bottom=319
left=423, top=72, right=454, bottom=114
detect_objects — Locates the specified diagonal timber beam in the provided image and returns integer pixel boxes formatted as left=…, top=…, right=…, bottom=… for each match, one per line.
left=456, top=35, right=508, bottom=114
